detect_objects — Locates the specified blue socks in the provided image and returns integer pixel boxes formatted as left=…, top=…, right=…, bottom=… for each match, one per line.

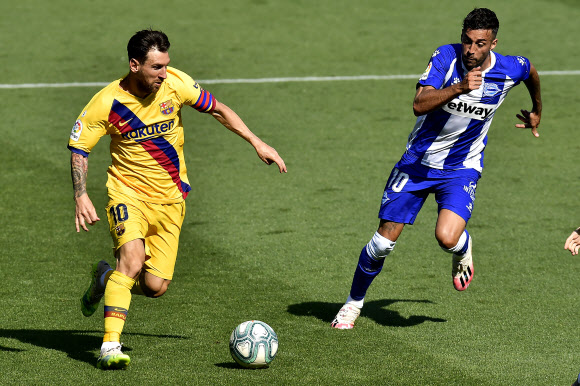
left=349, top=246, right=385, bottom=301
left=348, top=232, right=396, bottom=304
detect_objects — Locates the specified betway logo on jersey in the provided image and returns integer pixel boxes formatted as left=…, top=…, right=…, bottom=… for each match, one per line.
left=442, top=99, right=496, bottom=121
left=121, top=119, right=176, bottom=141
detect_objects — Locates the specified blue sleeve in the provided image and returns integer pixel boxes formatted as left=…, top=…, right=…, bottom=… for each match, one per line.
left=418, top=45, right=455, bottom=89
left=510, top=55, right=531, bottom=82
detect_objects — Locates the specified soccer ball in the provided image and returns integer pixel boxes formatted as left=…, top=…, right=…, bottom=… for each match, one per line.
left=229, top=320, right=278, bottom=368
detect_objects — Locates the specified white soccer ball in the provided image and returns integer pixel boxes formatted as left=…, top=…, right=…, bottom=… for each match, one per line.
left=229, top=320, right=278, bottom=368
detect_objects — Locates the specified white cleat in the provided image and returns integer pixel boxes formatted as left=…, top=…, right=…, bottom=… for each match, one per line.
left=97, top=344, right=131, bottom=370
left=331, top=304, right=361, bottom=329
left=452, top=237, right=474, bottom=291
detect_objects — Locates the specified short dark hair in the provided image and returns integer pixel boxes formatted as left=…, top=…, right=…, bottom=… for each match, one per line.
left=127, top=29, right=170, bottom=63
left=462, top=8, right=499, bottom=37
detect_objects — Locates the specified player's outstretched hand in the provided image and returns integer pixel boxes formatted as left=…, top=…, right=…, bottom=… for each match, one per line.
left=254, top=141, right=287, bottom=173
left=515, top=109, right=540, bottom=138
left=75, top=194, right=101, bottom=232
left=564, top=228, right=580, bottom=255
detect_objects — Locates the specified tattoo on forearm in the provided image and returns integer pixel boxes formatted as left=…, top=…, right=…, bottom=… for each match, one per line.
left=71, top=153, right=88, bottom=198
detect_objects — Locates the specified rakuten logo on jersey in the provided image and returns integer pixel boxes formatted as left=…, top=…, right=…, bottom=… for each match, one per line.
left=442, top=99, right=496, bottom=121
left=121, top=119, right=175, bottom=141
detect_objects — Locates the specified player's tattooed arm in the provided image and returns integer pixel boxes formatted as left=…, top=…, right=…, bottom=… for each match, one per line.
left=70, top=152, right=100, bottom=232
left=71, top=152, right=88, bottom=198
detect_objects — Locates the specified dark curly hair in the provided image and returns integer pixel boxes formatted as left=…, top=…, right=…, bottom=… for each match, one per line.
left=127, top=28, right=170, bottom=63
left=462, top=8, right=499, bottom=37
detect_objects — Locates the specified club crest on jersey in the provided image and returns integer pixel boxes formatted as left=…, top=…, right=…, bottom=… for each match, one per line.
left=483, top=82, right=501, bottom=97
left=159, top=100, right=174, bottom=115
left=115, top=223, right=125, bottom=236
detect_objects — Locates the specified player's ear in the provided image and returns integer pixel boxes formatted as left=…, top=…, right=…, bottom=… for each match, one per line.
left=129, top=58, right=140, bottom=73
left=490, top=38, right=497, bottom=51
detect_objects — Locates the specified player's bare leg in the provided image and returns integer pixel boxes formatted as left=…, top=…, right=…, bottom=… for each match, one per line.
left=332, top=220, right=404, bottom=329
left=132, top=269, right=171, bottom=298
left=435, top=209, right=473, bottom=291
left=97, top=239, right=148, bottom=369
left=115, top=239, right=148, bottom=279
left=96, top=240, right=172, bottom=369
left=378, top=220, right=405, bottom=241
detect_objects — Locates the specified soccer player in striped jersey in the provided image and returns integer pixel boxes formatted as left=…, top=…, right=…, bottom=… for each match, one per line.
left=332, top=8, right=542, bottom=329
left=69, top=29, right=286, bottom=369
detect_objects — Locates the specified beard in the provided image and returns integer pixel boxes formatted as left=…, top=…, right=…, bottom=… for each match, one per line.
left=136, top=76, right=162, bottom=96
left=462, top=52, right=489, bottom=70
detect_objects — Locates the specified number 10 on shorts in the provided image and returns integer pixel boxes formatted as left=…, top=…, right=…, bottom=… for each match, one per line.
left=109, top=203, right=129, bottom=224
left=387, top=168, right=409, bottom=193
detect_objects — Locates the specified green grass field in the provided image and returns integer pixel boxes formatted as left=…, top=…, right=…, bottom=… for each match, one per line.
left=1, top=0, right=580, bottom=384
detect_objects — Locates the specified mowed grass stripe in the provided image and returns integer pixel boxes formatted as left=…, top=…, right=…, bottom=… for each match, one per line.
left=0, top=70, right=579, bottom=89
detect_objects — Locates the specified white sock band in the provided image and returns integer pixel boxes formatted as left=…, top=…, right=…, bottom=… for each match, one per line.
left=100, top=341, right=121, bottom=353
left=346, top=294, right=365, bottom=309
left=442, top=231, right=468, bottom=254
left=366, top=231, right=396, bottom=260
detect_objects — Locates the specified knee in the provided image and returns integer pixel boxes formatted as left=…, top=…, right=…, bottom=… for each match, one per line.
left=125, top=262, right=146, bottom=279
left=435, top=228, right=460, bottom=250
left=116, top=241, right=147, bottom=278
left=143, top=280, right=171, bottom=298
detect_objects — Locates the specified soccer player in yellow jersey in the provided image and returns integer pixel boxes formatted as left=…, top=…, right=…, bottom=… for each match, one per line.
left=69, top=29, right=286, bottom=370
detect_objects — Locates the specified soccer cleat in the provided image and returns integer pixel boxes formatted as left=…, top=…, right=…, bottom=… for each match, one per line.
left=331, top=304, right=361, bottom=329
left=97, top=344, right=130, bottom=370
left=80, top=260, right=111, bottom=317
left=452, top=236, right=474, bottom=291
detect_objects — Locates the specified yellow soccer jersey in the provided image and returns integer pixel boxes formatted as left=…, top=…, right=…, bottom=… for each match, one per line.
left=68, top=67, right=216, bottom=204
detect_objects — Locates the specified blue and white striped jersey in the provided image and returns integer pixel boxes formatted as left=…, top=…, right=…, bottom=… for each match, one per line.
left=405, top=44, right=530, bottom=172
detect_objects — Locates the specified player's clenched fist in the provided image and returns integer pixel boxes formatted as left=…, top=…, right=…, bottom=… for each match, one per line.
left=460, top=67, right=483, bottom=93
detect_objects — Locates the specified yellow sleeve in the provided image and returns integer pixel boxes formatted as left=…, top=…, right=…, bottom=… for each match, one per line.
left=168, top=67, right=216, bottom=113
left=67, top=92, right=111, bottom=156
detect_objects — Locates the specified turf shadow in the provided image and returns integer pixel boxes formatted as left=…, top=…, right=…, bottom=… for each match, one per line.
left=0, top=329, right=189, bottom=367
left=287, top=299, right=446, bottom=327
left=214, top=362, right=260, bottom=370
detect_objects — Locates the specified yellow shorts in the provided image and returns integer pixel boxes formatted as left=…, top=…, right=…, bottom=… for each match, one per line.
left=106, top=189, right=186, bottom=280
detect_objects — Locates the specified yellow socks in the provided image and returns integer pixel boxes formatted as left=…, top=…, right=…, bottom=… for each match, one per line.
left=103, top=271, right=135, bottom=343
left=130, top=273, right=145, bottom=296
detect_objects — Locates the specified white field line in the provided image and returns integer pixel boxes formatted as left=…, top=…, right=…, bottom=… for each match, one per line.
left=0, top=71, right=578, bottom=89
